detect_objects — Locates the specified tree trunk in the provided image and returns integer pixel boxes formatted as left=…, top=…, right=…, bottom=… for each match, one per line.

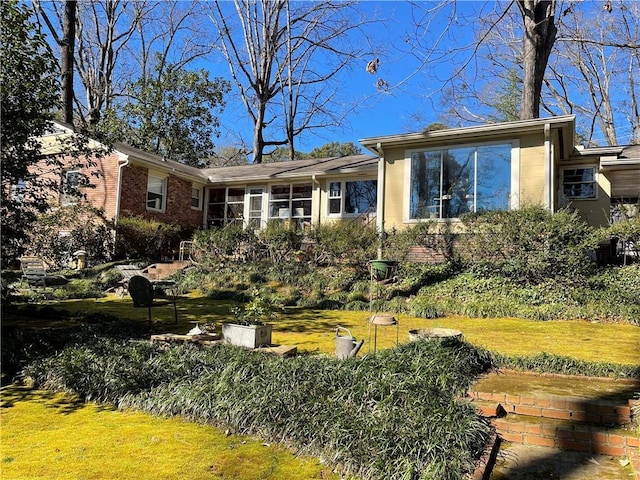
left=518, top=0, right=557, bottom=120
left=61, top=0, right=77, bottom=124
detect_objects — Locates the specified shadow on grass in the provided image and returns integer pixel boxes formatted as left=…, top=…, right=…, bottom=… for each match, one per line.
left=1, top=384, right=116, bottom=415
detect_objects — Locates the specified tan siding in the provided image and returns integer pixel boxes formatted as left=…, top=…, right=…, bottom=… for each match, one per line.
left=519, top=133, right=546, bottom=206
left=570, top=172, right=611, bottom=228
left=382, top=146, right=406, bottom=230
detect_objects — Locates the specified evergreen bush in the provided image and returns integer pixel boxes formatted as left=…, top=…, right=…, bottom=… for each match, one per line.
left=460, top=206, right=598, bottom=285
left=115, top=216, right=186, bottom=261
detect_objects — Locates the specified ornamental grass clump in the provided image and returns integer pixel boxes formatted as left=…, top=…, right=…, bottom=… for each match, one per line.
left=23, top=338, right=494, bottom=480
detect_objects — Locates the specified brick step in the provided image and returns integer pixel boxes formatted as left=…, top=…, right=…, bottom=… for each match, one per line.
left=144, top=261, right=189, bottom=280
left=469, top=392, right=636, bottom=426
left=489, top=413, right=639, bottom=458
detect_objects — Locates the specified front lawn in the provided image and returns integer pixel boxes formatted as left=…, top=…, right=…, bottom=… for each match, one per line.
left=2, top=293, right=639, bottom=480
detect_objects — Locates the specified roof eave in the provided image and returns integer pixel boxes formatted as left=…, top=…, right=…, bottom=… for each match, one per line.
left=359, top=115, right=576, bottom=153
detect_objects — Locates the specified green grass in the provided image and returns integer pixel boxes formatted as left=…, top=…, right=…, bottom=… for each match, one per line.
left=4, top=292, right=639, bottom=366
left=0, top=385, right=336, bottom=480
left=2, top=292, right=639, bottom=480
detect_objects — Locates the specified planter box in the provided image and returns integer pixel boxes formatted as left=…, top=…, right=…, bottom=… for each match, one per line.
left=222, top=323, right=272, bottom=349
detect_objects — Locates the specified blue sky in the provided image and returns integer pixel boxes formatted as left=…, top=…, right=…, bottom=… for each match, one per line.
left=213, top=1, right=479, bottom=155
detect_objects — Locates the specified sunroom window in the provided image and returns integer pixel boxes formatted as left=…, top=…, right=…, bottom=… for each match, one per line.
left=563, top=167, right=596, bottom=199
left=269, top=183, right=312, bottom=226
left=409, top=143, right=512, bottom=220
left=328, top=180, right=377, bottom=216
left=207, top=187, right=245, bottom=227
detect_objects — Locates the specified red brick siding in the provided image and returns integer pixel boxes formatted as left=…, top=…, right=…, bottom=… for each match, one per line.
left=82, top=152, right=120, bottom=220
left=119, top=164, right=203, bottom=228
left=29, top=151, right=120, bottom=221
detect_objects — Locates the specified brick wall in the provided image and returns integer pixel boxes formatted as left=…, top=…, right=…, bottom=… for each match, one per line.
left=81, top=152, right=120, bottom=220
left=119, top=164, right=203, bottom=228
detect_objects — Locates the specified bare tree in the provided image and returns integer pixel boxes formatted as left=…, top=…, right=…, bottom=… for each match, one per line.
left=209, top=0, right=365, bottom=163
left=34, top=0, right=77, bottom=123
left=545, top=0, right=640, bottom=145
left=74, top=0, right=142, bottom=125
left=516, top=0, right=557, bottom=119
left=35, top=1, right=216, bottom=128
left=417, top=1, right=637, bottom=146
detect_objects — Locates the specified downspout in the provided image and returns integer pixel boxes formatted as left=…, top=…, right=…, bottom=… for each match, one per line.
left=114, top=155, right=130, bottom=226
left=312, top=174, right=321, bottom=227
left=376, top=142, right=385, bottom=259
left=544, top=122, right=554, bottom=211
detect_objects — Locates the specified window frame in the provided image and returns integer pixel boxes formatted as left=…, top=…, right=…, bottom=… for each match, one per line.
left=146, top=173, right=167, bottom=212
left=206, top=186, right=249, bottom=228
left=191, top=185, right=202, bottom=210
left=404, top=140, right=518, bottom=223
left=268, top=182, right=313, bottom=226
left=561, top=166, right=597, bottom=201
left=326, top=178, right=378, bottom=218
left=61, top=169, right=81, bottom=206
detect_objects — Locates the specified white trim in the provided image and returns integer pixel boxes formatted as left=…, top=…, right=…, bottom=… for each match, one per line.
left=325, top=177, right=377, bottom=218
left=190, top=185, right=203, bottom=210
left=404, top=139, right=519, bottom=223
left=146, top=174, right=167, bottom=212
left=561, top=165, right=598, bottom=201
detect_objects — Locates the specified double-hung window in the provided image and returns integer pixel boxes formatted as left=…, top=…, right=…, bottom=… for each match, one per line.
left=562, top=167, right=596, bottom=200
left=191, top=186, right=202, bottom=209
left=62, top=170, right=80, bottom=206
left=328, top=180, right=377, bottom=216
left=408, top=142, right=513, bottom=220
left=147, top=174, right=166, bottom=211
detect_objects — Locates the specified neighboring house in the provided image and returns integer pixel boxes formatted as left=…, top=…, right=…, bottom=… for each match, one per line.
left=359, top=115, right=639, bottom=232
left=35, top=116, right=639, bottom=240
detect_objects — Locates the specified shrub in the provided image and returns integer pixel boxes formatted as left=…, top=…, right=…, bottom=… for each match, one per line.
left=258, top=221, right=303, bottom=264
left=115, top=216, right=186, bottom=261
left=309, top=219, right=378, bottom=267
left=387, top=221, right=458, bottom=263
left=460, top=206, right=598, bottom=285
left=26, top=206, right=115, bottom=269
left=191, top=224, right=258, bottom=267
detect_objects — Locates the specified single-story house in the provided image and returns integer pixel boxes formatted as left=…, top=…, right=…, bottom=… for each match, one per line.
left=36, top=116, right=640, bottom=238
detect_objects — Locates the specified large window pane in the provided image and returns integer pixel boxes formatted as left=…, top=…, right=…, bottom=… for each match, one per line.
left=410, top=151, right=441, bottom=219
left=345, top=180, right=377, bottom=214
left=443, top=147, right=474, bottom=218
left=410, top=143, right=512, bottom=219
left=476, top=144, right=511, bottom=211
